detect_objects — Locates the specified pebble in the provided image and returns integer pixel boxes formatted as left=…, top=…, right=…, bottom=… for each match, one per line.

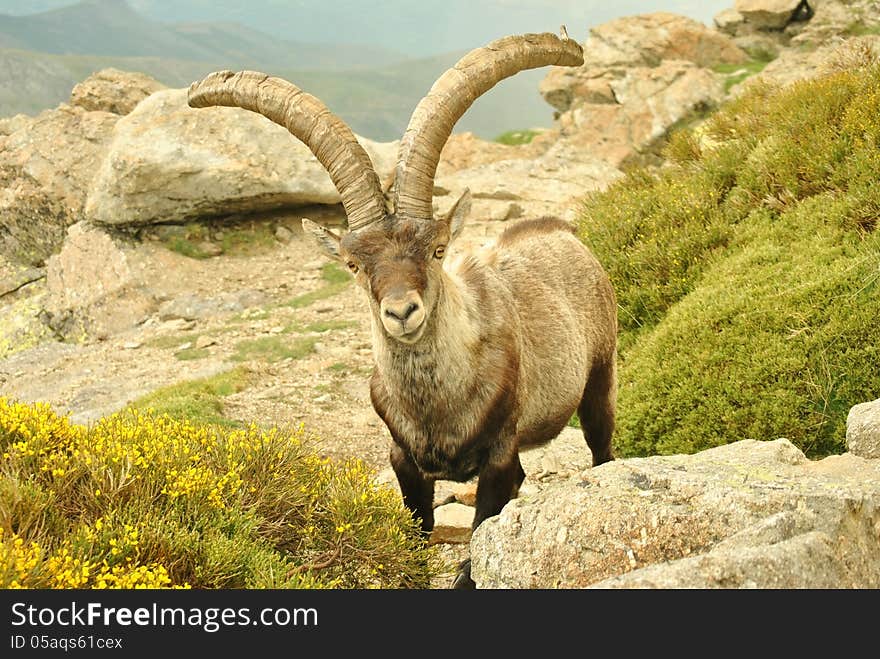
left=430, top=503, right=474, bottom=545
left=275, top=226, right=294, bottom=243
left=194, top=336, right=216, bottom=349
left=122, top=341, right=141, bottom=350
left=314, top=393, right=332, bottom=404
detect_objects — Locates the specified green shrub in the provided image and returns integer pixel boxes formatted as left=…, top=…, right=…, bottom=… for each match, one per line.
left=0, top=397, right=437, bottom=589
left=578, top=63, right=880, bottom=458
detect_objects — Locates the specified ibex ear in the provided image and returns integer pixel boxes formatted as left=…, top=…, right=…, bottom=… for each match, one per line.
left=444, top=188, right=471, bottom=243
left=301, top=218, right=341, bottom=260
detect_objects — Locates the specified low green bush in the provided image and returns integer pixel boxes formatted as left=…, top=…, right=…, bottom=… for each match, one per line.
left=578, top=63, right=880, bottom=458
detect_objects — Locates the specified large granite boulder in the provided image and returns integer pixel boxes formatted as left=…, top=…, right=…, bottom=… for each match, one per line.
left=85, top=88, right=398, bottom=227
left=471, top=439, right=880, bottom=588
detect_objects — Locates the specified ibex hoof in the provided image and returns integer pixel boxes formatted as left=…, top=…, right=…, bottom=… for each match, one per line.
left=451, top=559, right=475, bottom=589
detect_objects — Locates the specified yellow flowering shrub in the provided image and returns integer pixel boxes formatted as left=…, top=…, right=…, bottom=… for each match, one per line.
left=0, top=397, right=437, bottom=589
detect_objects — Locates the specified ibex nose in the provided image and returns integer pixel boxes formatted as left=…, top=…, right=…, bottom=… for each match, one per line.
left=380, top=291, right=427, bottom=341
left=384, top=302, right=419, bottom=322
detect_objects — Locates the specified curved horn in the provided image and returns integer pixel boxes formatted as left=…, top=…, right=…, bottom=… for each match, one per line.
left=188, top=70, right=386, bottom=231
left=393, top=29, right=584, bottom=222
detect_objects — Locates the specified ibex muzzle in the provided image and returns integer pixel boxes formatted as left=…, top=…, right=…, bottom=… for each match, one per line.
left=188, top=28, right=617, bottom=590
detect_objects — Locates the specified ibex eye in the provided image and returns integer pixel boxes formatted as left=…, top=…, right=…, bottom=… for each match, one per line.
left=347, top=261, right=359, bottom=274
left=434, top=246, right=446, bottom=259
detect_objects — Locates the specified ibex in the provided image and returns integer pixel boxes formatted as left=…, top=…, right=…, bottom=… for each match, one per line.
left=188, top=29, right=617, bottom=588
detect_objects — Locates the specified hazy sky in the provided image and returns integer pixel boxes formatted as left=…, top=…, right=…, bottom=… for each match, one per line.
left=0, top=0, right=735, bottom=55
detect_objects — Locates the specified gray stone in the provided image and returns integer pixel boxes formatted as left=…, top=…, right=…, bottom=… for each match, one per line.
left=735, top=0, right=805, bottom=30
left=1, top=105, right=118, bottom=265
left=471, top=439, right=880, bottom=588
left=431, top=503, right=475, bottom=545
left=44, top=222, right=157, bottom=340
left=847, top=399, right=880, bottom=459
left=194, top=335, right=217, bottom=349
left=715, top=8, right=747, bottom=35
left=157, top=289, right=265, bottom=322
left=580, top=12, right=747, bottom=68
left=69, top=68, right=166, bottom=115
left=275, top=225, right=294, bottom=243
left=85, top=88, right=398, bottom=227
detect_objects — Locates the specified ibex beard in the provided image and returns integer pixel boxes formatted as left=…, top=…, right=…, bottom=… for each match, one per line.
left=188, top=28, right=617, bottom=589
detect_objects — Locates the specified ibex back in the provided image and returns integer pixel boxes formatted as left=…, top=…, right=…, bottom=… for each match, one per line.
left=188, top=28, right=617, bottom=589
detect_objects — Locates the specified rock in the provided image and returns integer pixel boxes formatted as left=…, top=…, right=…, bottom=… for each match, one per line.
left=734, top=0, right=807, bottom=30
left=788, top=0, right=879, bottom=48
left=85, top=88, right=398, bottom=227
left=847, top=399, right=880, bottom=459
left=748, top=35, right=880, bottom=89
left=0, top=282, right=53, bottom=359
left=0, top=114, right=34, bottom=136
left=540, top=13, right=739, bottom=171
left=436, top=132, right=543, bottom=178
left=715, top=8, right=747, bottom=35
left=580, top=12, right=747, bottom=69
left=452, top=482, right=478, bottom=507
left=471, top=439, right=880, bottom=588
left=274, top=225, right=294, bottom=243
left=194, top=335, right=216, bottom=349
left=44, top=222, right=157, bottom=340
left=0, top=258, right=45, bottom=298
left=157, top=290, right=265, bottom=322
left=122, top=341, right=141, bottom=350
left=0, top=104, right=118, bottom=265
left=434, top=144, right=621, bottom=226
left=431, top=503, right=475, bottom=545
left=556, top=60, right=726, bottom=167
left=69, top=68, right=166, bottom=115
left=540, top=69, right=616, bottom=113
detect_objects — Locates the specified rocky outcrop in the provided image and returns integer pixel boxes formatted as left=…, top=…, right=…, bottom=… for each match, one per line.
left=0, top=105, right=118, bottom=265
left=69, top=68, right=166, bottom=115
left=85, top=88, right=398, bottom=227
left=540, top=13, right=745, bottom=169
left=471, top=438, right=880, bottom=588
left=576, top=12, right=747, bottom=68
left=847, top=399, right=880, bottom=460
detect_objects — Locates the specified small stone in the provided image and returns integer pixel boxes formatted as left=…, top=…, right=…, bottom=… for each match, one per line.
left=315, top=303, right=336, bottom=314
left=122, top=341, right=141, bottom=349
left=847, top=399, right=880, bottom=459
left=275, top=225, right=294, bottom=243
left=453, top=482, right=478, bottom=507
left=430, top=503, right=474, bottom=545
left=178, top=342, right=193, bottom=351
left=194, top=335, right=216, bottom=349
left=269, top=326, right=284, bottom=334
left=196, top=241, right=223, bottom=257
left=314, top=393, right=331, bottom=404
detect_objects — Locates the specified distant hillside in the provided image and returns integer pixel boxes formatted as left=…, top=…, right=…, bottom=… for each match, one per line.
left=0, top=46, right=554, bottom=141
left=0, top=0, right=406, bottom=70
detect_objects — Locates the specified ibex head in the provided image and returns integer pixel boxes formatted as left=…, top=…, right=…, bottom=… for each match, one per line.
left=188, top=30, right=583, bottom=345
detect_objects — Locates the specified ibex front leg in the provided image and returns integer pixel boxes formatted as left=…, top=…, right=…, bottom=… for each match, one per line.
left=390, top=443, right=435, bottom=535
left=452, top=446, right=524, bottom=589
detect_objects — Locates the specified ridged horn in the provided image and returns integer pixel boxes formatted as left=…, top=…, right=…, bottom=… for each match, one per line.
left=393, top=28, right=584, bottom=222
left=188, top=70, right=387, bottom=231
